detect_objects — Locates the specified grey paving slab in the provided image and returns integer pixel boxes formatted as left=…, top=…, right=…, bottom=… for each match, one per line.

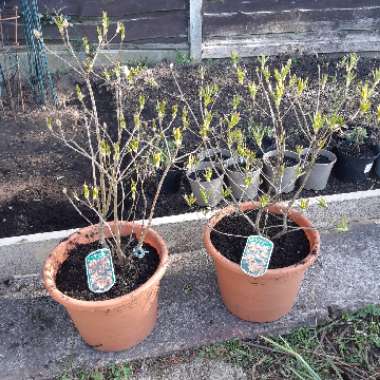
left=0, top=221, right=379, bottom=380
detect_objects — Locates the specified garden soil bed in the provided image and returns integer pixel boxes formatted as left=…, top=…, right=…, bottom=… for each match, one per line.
left=1, top=55, right=380, bottom=238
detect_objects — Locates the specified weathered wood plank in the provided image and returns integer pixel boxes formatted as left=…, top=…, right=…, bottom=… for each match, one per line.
left=41, top=11, right=187, bottom=43
left=205, top=0, right=380, bottom=13
left=4, top=0, right=186, bottom=17
left=204, top=7, right=380, bottom=37
left=203, top=31, right=380, bottom=58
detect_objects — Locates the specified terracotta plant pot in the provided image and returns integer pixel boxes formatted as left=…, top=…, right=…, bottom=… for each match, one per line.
left=203, top=202, right=320, bottom=322
left=43, top=222, right=169, bottom=352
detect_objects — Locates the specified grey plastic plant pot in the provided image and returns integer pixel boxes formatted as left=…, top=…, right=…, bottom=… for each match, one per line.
left=197, top=148, right=233, bottom=171
left=226, top=160, right=262, bottom=201
left=187, top=171, right=224, bottom=207
left=263, top=150, right=300, bottom=194
left=301, top=149, right=337, bottom=191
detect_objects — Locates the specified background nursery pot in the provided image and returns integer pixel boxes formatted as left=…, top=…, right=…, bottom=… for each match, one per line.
left=333, top=145, right=379, bottom=182
left=375, top=145, right=380, bottom=177
left=203, top=202, right=320, bottom=323
left=43, top=222, right=169, bottom=352
left=263, top=150, right=300, bottom=193
left=197, top=148, right=233, bottom=170
left=226, top=159, right=262, bottom=201
left=187, top=170, right=224, bottom=207
left=302, top=149, right=337, bottom=191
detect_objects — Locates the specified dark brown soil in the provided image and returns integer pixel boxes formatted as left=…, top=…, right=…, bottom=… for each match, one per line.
left=337, top=143, right=379, bottom=159
left=210, top=210, right=310, bottom=269
left=268, top=155, right=299, bottom=167
left=228, top=159, right=262, bottom=171
left=202, top=152, right=231, bottom=162
left=188, top=167, right=222, bottom=181
left=1, top=55, right=380, bottom=238
left=301, top=154, right=332, bottom=164
left=55, top=237, right=159, bottom=301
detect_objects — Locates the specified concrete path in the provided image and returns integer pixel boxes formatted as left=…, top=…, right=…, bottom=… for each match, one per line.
left=0, top=221, right=379, bottom=380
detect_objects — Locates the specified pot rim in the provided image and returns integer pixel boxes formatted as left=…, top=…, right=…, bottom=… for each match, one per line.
left=301, top=148, right=337, bottom=166
left=203, top=202, right=320, bottom=279
left=226, top=157, right=263, bottom=174
left=263, top=150, right=300, bottom=169
left=43, top=221, right=169, bottom=311
left=186, top=169, right=224, bottom=183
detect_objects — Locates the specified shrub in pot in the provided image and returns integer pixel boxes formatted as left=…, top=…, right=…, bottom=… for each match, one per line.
left=334, top=127, right=379, bottom=182
left=43, top=15, right=186, bottom=351
left=177, top=54, right=361, bottom=322
left=203, top=202, right=320, bottom=322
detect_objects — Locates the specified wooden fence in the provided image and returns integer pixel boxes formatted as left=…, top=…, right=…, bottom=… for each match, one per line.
left=2, top=0, right=380, bottom=62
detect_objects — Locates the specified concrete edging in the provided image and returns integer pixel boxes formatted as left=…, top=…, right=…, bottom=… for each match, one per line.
left=1, top=188, right=380, bottom=278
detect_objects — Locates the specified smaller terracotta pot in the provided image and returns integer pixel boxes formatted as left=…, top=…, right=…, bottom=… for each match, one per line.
left=43, top=222, right=169, bottom=352
left=203, top=202, right=320, bottom=323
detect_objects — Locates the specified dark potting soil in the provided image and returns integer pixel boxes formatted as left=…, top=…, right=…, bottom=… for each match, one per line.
left=188, top=167, right=222, bottom=181
left=55, top=237, right=159, bottom=301
left=337, top=143, right=378, bottom=159
left=210, top=210, right=310, bottom=269
left=301, top=154, right=331, bottom=164
left=228, top=159, right=262, bottom=172
left=268, top=155, right=299, bottom=167
left=202, top=153, right=231, bottom=162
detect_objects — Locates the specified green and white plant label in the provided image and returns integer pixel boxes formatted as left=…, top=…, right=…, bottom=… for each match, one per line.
left=240, top=235, right=274, bottom=277
left=85, top=248, right=116, bottom=294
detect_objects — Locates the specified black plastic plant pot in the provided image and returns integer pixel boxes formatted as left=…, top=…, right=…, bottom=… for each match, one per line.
left=333, top=146, right=379, bottom=182
left=375, top=145, right=380, bottom=177
left=156, top=168, right=183, bottom=194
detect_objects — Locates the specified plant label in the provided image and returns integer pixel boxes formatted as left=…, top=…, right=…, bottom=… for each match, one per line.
left=240, top=235, right=274, bottom=277
left=85, top=248, right=116, bottom=294
left=364, top=163, right=373, bottom=174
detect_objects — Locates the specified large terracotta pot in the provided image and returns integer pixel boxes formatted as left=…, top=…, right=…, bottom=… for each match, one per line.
left=203, top=202, right=320, bottom=322
left=43, top=222, right=169, bottom=352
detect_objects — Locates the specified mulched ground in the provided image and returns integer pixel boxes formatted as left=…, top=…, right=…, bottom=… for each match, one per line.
left=1, top=55, right=380, bottom=238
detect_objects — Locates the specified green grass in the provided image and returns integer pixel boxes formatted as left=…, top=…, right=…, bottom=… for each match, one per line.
left=58, top=305, right=380, bottom=380
left=200, top=304, right=380, bottom=379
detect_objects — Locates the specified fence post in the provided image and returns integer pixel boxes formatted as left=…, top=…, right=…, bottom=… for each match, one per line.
left=189, top=0, right=203, bottom=62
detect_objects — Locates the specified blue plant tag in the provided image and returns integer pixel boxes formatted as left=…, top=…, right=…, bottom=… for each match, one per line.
left=240, top=235, right=274, bottom=277
left=133, top=246, right=148, bottom=259
left=85, top=248, right=116, bottom=294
